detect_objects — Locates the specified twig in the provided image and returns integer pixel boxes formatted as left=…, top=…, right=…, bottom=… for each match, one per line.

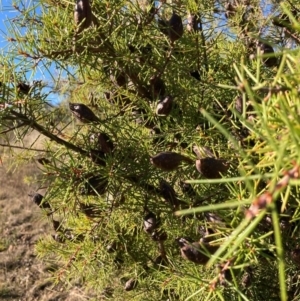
left=10, top=110, right=88, bottom=156
left=246, top=163, right=300, bottom=220
left=0, top=122, right=26, bottom=134
left=0, top=143, right=48, bottom=152
left=198, top=15, right=209, bottom=73
left=284, top=28, right=300, bottom=45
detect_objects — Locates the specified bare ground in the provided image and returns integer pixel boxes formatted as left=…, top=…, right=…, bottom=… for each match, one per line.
left=0, top=141, right=89, bottom=301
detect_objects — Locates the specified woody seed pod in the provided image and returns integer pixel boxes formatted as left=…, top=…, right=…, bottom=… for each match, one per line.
left=159, top=179, right=180, bottom=207
left=168, top=12, right=183, bottom=42
left=272, top=13, right=290, bottom=28
left=90, top=150, right=106, bottom=166
left=69, top=103, right=100, bottom=123
left=124, top=278, right=138, bottom=291
left=150, top=151, right=193, bottom=171
left=28, top=193, right=52, bottom=210
left=187, top=14, right=199, bottom=32
left=149, top=76, right=166, bottom=98
left=156, top=95, right=173, bottom=115
left=154, top=254, right=168, bottom=266
left=151, top=229, right=168, bottom=241
left=225, top=2, right=237, bottom=19
left=74, top=0, right=92, bottom=32
left=190, top=70, right=201, bottom=81
left=17, top=82, right=31, bottom=94
left=235, top=96, right=243, bottom=114
left=90, top=132, right=114, bottom=154
left=37, top=157, right=51, bottom=166
left=257, top=43, right=278, bottom=68
left=80, top=176, right=108, bottom=195
left=176, top=237, right=218, bottom=264
left=110, top=71, right=127, bottom=87
left=158, top=18, right=169, bottom=36
left=179, top=180, right=197, bottom=198
left=144, top=210, right=159, bottom=233
left=101, top=287, right=114, bottom=298
left=52, top=219, right=64, bottom=233
left=79, top=202, right=102, bottom=218
left=196, top=157, right=229, bottom=179
left=290, top=249, right=300, bottom=267
left=107, top=241, right=117, bottom=253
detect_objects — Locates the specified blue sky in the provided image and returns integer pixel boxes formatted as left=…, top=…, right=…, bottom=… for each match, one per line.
left=0, top=1, right=19, bottom=50
left=0, top=1, right=66, bottom=105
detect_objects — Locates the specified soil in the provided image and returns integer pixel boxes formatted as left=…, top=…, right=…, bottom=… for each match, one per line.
left=0, top=160, right=87, bottom=301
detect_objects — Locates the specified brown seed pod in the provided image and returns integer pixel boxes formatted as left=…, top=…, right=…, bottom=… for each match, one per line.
left=52, top=233, right=66, bottom=243
left=69, top=103, right=100, bottom=123
left=241, top=267, right=253, bottom=288
left=52, top=228, right=84, bottom=243
left=52, top=221, right=84, bottom=241
left=90, top=132, right=114, bottom=153
left=187, top=14, right=199, bottom=32
left=106, top=241, right=117, bottom=253
left=168, top=12, right=183, bottom=42
left=290, top=249, right=300, bottom=267
left=149, top=76, right=166, bottom=98
left=156, top=95, right=173, bottom=116
left=196, top=157, right=229, bottom=179
left=151, top=229, right=168, bottom=241
left=217, top=263, right=233, bottom=287
left=193, top=145, right=216, bottom=159
left=234, top=96, right=255, bottom=121
left=150, top=126, right=164, bottom=145
left=101, top=287, right=114, bottom=298
left=179, top=180, right=197, bottom=198
left=79, top=202, right=102, bottom=218
left=98, top=133, right=114, bottom=153
left=90, top=150, right=106, bottom=166
left=37, top=157, right=51, bottom=166
left=17, top=82, right=31, bottom=94
left=198, top=225, right=215, bottom=243
left=28, top=193, right=52, bottom=210
left=190, top=70, right=201, bottom=81
left=80, top=176, right=108, bottom=195
left=150, top=151, right=193, bottom=171
left=124, top=278, right=138, bottom=291
left=154, top=254, right=168, bottom=266
left=144, top=210, right=159, bottom=233
left=257, top=43, right=278, bottom=68
left=52, top=219, right=64, bottom=233
left=272, top=13, right=290, bottom=28
left=224, top=2, right=237, bottom=19
left=110, top=71, right=127, bottom=87
left=175, top=237, right=218, bottom=264
left=158, top=18, right=169, bottom=36
left=159, top=179, right=180, bottom=207
left=74, top=0, right=92, bottom=32
left=235, top=96, right=243, bottom=114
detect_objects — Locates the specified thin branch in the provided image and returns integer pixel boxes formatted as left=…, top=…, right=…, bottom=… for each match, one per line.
left=10, top=110, right=88, bottom=156
left=284, top=28, right=300, bottom=45
left=198, top=15, right=209, bottom=73
left=0, top=122, right=27, bottom=135
left=252, top=85, right=293, bottom=93
left=0, top=143, right=48, bottom=152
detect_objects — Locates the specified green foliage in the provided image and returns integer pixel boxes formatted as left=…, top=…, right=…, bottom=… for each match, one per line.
left=1, top=0, right=300, bottom=300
